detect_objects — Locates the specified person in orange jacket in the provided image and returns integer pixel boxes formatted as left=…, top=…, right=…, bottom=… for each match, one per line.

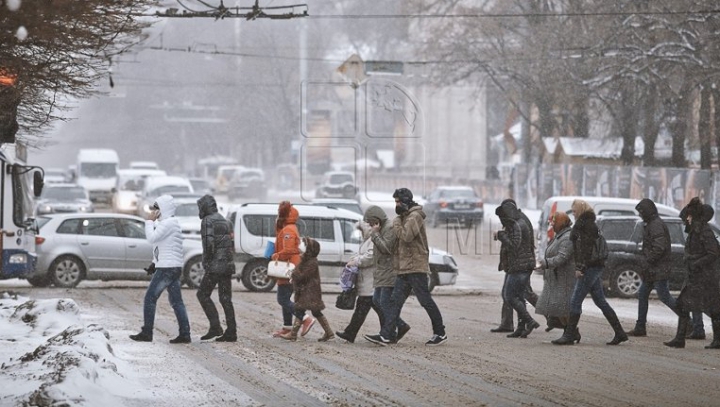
left=271, top=201, right=315, bottom=337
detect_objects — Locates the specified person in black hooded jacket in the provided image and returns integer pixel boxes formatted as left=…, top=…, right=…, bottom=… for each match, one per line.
left=196, top=194, right=237, bottom=342
left=495, top=199, right=540, bottom=338
left=626, top=198, right=678, bottom=337
left=665, top=199, right=720, bottom=349
left=552, top=199, right=628, bottom=346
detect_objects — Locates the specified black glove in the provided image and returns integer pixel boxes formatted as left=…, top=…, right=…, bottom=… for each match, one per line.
left=144, top=262, right=156, bottom=275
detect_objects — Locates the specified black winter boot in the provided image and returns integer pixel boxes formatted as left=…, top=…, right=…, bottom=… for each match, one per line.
left=603, top=309, right=628, bottom=345
left=705, top=317, right=720, bottom=349
left=520, top=318, right=541, bottom=338
left=215, top=331, right=237, bottom=342
left=200, top=326, right=224, bottom=341
left=507, top=320, right=525, bottom=338
left=626, top=321, right=647, bottom=337
left=552, top=313, right=580, bottom=345
left=664, top=315, right=690, bottom=348
left=491, top=302, right=514, bottom=332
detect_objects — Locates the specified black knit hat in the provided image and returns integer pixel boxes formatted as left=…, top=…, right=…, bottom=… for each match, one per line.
left=393, top=188, right=413, bottom=203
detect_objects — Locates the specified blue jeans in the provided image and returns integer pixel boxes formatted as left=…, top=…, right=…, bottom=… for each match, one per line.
left=637, top=279, right=677, bottom=325
left=380, top=273, right=445, bottom=338
left=373, top=286, right=408, bottom=334
left=502, top=271, right=535, bottom=323
left=143, top=267, right=190, bottom=337
left=569, top=266, right=614, bottom=316
left=276, top=284, right=295, bottom=326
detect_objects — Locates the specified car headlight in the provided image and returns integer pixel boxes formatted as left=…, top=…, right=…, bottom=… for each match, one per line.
left=9, top=253, right=27, bottom=264
left=38, top=205, right=52, bottom=214
left=78, top=206, right=91, bottom=212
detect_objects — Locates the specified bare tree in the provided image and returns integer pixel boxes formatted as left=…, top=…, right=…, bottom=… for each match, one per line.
left=1, top=0, right=155, bottom=145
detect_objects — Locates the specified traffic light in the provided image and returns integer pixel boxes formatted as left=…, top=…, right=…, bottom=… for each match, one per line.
left=0, top=82, right=20, bottom=145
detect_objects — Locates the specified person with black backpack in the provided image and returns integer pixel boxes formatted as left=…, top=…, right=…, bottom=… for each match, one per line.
left=552, top=199, right=628, bottom=346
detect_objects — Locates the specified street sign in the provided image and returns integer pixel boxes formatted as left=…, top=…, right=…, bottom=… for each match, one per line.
left=337, top=54, right=367, bottom=88
left=365, top=61, right=403, bottom=75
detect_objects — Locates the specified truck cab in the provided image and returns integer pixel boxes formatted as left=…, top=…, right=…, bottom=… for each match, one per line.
left=76, top=148, right=119, bottom=204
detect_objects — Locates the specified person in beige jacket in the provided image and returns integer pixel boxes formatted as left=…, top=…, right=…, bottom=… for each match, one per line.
left=364, top=188, right=448, bottom=347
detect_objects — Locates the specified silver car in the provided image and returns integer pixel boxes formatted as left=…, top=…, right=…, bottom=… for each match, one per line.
left=34, top=183, right=94, bottom=215
left=27, top=213, right=205, bottom=288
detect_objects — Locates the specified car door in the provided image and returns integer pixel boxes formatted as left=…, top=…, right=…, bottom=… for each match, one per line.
left=118, top=218, right=153, bottom=272
left=76, top=217, right=126, bottom=273
left=297, top=216, right=342, bottom=283
left=339, top=217, right=362, bottom=264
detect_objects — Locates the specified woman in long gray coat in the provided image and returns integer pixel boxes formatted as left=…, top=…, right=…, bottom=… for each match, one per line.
left=535, top=212, right=577, bottom=340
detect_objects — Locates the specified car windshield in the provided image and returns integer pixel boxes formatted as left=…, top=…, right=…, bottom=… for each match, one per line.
left=239, top=171, right=263, bottom=180
left=176, top=203, right=199, bottom=217
left=36, top=216, right=51, bottom=230
left=318, top=203, right=362, bottom=214
left=189, top=179, right=210, bottom=191
left=149, top=185, right=191, bottom=197
left=329, top=173, right=353, bottom=184
left=439, top=189, right=476, bottom=199
left=80, top=163, right=116, bottom=178
left=42, top=186, right=86, bottom=200
left=118, top=175, right=145, bottom=191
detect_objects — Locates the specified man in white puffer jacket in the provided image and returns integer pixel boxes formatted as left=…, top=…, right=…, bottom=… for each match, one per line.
left=130, top=195, right=192, bottom=344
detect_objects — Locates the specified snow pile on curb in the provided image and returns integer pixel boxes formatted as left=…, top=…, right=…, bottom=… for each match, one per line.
left=0, top=292, right=137, bottom=406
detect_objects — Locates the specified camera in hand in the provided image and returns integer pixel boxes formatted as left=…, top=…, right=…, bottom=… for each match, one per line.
left=144, top=262, right=156, bottom=275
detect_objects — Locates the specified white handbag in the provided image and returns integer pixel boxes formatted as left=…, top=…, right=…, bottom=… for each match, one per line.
left=267, top=260, right=295, bottom=279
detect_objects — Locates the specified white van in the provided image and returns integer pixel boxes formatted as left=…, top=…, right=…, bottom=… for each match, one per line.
left=537, top=196, right=680, bottom=256
left=76, top=149, right=119, bottom=204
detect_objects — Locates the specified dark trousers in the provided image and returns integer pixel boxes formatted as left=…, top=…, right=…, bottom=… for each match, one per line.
left=380, top=273, right=445, bottom=338
left=197, top=272, right=236, bottom=334
left=341, top=295, right=384, bottom=341
left=499, top=273, right=538, bottom=328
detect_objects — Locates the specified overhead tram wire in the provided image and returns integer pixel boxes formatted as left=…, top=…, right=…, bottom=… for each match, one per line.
left=127, top=8, right=720, bottom=19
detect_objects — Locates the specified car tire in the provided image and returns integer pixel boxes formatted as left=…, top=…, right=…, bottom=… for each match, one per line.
left=610, top=265, right=642, bottom=299
left=183, top=256, right=204, bottom=288
left=27, top=274, right=52, bottom=287
left=241, top=259, right=276, bottom=292
left=49, top=255, right=85, bottom=288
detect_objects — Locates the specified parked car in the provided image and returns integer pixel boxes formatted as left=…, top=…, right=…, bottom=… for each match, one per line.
left=310, top=198, right=363, bottom=215
left=227, top=168, right=267, bottom=201
left=34, top=183, right=94, bottom=215
left=43, top=168, right=68, bottom=184
left=111, top=169, right=167, bottom=214
left=315, top=171, right=359, bottom=200
left=537, top=196, right=680, bottom=258
left=135, top=175, right=194, bottom=218
left=423, top=186, right=484, bottom=228
left=173, top=196, right=204, bottom=240
left=225, top=203, right=458, bottom=292
left=596, top=215, right=720, bottom=298
left=26, top=213, right=205, bottom=288
left=214, top=165, right=245, bottom=194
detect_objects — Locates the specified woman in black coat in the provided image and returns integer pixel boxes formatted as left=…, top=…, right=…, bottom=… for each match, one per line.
left=552, top=199, right=628, bottom=346
left=664, top=199, right=720, bottom=349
